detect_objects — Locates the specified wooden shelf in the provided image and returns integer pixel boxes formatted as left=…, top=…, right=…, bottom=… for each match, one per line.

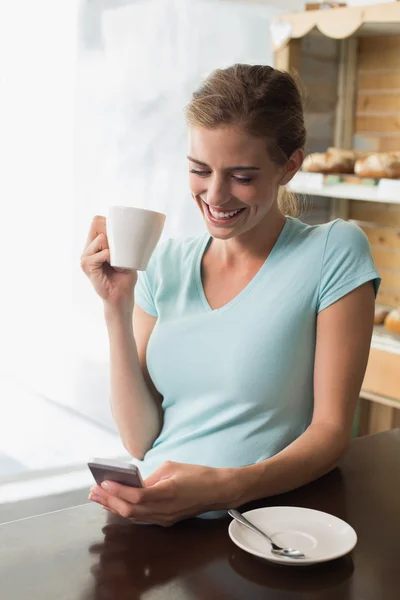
left=271, top=2, right=400, bottom=49
left=371, top=325, right=400, bottom=356
left=362, top=326, right=400, bottom=406
left=272, top=3, right=400, bottom=435
left=288, top=172, right=400, bottom=204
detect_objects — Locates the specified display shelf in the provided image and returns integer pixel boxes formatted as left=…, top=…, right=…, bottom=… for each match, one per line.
left=274, top=2, right=400, bottom=435
left=271, top=2, right=400, bottom=49
left=288, top=172, right=400, bottom=204
left=371, top=325, right=400, bottom=356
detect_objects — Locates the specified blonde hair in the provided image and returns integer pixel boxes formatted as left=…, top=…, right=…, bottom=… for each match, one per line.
left=185, top=64, right=306, bottom=217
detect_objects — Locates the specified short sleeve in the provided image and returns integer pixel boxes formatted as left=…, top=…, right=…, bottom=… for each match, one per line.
left=317, top=220, right=381, bottom=313
left=134, top=249, right=160, bottom=318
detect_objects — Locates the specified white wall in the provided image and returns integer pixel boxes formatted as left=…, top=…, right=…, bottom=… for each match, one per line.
left=0, top=1, right=78, bottom=397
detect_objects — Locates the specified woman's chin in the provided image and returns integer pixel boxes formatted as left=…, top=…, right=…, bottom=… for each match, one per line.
left=204, top=223, right=239, bottom=240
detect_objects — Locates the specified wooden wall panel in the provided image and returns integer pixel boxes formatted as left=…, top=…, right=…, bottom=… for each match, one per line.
left=377, top=289, right=400, bottom=307
left=357, top=94, right=400, bottom=113
left=355, top=115, right=400, bottom=134
left=350, top=202, right=400, bottom=307
left=371, top=247, right=400, bottom=271
left=378, top=137, right=400, bottom=151
left=359, top=224, right=400, bottom=249
left=358, top=50, right=400, bottom=70
left=349, top=202, right=400, bottom=228
left=359, top=35, right=400, bottom=54
left=359, top=36, right=400, bottom=70
left=355, top=35, right=400, bottom=156
left=379, top=270, right=400, bottom=293
left=354, top=132, right=400, bottom=153
left=362, top=348, right=400, bottom=401
left=358, top=71, right=400, bottom=91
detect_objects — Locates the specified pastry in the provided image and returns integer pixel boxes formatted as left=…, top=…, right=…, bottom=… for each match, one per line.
left=302, top=152, right=329, bottom=173
left=303, top=148, right=370, bottom=175
left=355, top=152, right=400, bottom=179
left=384, top=308, right=400, bottom=335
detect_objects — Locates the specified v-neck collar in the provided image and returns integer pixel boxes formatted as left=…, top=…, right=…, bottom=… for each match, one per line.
left=195, top=217, right=292, bottom=314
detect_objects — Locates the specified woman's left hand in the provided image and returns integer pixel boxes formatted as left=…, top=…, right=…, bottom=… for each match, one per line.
left=88, top=461, right=238, bottom=526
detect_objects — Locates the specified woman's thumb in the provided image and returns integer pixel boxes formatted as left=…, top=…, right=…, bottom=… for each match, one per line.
left=144, top=462, right=174, bottom=487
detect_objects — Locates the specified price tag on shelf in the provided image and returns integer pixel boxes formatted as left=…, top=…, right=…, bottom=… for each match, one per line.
left=290, top=172, right=324, bottom=191
left=377, top=179, right=400, bottom=204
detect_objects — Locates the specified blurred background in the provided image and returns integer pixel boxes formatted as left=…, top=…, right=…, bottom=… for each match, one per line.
left=0, top=0, right=303, bottom=511
left=1, top=0, right=399, bottom=516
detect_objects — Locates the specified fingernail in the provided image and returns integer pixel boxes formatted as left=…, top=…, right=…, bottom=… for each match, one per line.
left=101, top=481, right=110, bottom=491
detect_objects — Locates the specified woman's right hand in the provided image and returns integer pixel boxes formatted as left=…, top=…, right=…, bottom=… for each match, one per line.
left=81, top=215, right=138, bottom=313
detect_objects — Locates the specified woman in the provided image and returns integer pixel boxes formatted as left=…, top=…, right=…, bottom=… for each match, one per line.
left=81, top=65, right=380, bottom=526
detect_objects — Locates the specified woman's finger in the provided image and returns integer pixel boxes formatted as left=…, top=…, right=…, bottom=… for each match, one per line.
left=81, top=232, right=108, bottom=259
left=84, top=215, right=107, bottom=249
left=81, top=248, right=110, bottom=274
left=100, top=479, right=172, bottom=504
left=90, top=490, right=170, bottom=521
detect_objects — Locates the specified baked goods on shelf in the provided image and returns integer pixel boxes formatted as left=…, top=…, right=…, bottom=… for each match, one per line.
left=303, top=148, right=400, bottom=179
left=354, top=152, right=400, bottom=179
left=303, top=148, right=363, bottom=174
left=384, top=308, right=400, bottom=335
left=374, top=305, right=391, bottom=325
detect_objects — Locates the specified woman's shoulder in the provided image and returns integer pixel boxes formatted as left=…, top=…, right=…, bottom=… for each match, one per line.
left=319, top=218, right=370, bottom=256
left=285, top=217, right=374, bottom=275
left=288, top=216, right=367, bottom=250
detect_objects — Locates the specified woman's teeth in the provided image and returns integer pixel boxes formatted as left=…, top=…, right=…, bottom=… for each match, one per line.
left=208, top=206, right=242, bottom=220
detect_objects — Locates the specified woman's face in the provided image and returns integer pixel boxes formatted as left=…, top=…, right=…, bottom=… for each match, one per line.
left=188, top=126, right=301, bottom=240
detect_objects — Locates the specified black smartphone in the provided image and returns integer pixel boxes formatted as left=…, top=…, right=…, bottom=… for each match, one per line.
left=88, top=458, right=144, bottom=488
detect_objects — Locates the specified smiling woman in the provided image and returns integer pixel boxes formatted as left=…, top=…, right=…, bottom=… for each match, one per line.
left=82, top=64, right=381, bottom=526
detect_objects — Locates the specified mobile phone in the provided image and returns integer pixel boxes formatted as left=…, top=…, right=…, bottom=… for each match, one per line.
left=88, top=458, right=144, bottom=488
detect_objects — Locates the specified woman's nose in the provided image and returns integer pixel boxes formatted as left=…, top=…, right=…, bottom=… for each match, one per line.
left=206, top=177, right=230, bottom=207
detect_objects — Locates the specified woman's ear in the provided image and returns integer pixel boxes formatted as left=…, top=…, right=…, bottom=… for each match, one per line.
left=279, top=148, right=304, bottom=186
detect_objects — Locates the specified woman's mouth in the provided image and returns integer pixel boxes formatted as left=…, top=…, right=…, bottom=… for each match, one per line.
left=203, top=201, right=246, bottom=225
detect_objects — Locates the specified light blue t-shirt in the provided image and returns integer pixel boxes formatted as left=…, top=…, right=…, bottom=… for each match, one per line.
left=134, top=217, right=380, bottom=479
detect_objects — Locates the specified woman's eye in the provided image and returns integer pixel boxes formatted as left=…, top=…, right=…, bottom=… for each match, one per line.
left=190, top=169, right=211, bottom=177
left=189, top=170, right=252, bottom=185
left=233, top=176, right=252, bottom=185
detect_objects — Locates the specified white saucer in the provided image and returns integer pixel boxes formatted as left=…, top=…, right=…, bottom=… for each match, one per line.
left=228, top=506, right=357, bottom=566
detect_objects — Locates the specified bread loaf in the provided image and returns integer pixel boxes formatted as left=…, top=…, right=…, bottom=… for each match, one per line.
left=355, top=152, right=400, bottom=179
left=303, top=148, right=370, bottom=175
left=384, top=309, right=400, bottom=335
left=302, top=152, right=328, bottom=173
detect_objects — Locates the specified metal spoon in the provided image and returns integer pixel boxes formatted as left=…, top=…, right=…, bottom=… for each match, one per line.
left=228, top=509, right=305, bottom=559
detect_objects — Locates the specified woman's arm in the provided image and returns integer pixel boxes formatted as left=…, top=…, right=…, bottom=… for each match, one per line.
left=230, top=280, right=376, bottom=505
left=106, top=304, right=163, bottom=460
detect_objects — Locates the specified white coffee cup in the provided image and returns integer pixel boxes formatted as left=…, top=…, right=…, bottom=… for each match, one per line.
left=107, top=206, right=166, bottom=271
